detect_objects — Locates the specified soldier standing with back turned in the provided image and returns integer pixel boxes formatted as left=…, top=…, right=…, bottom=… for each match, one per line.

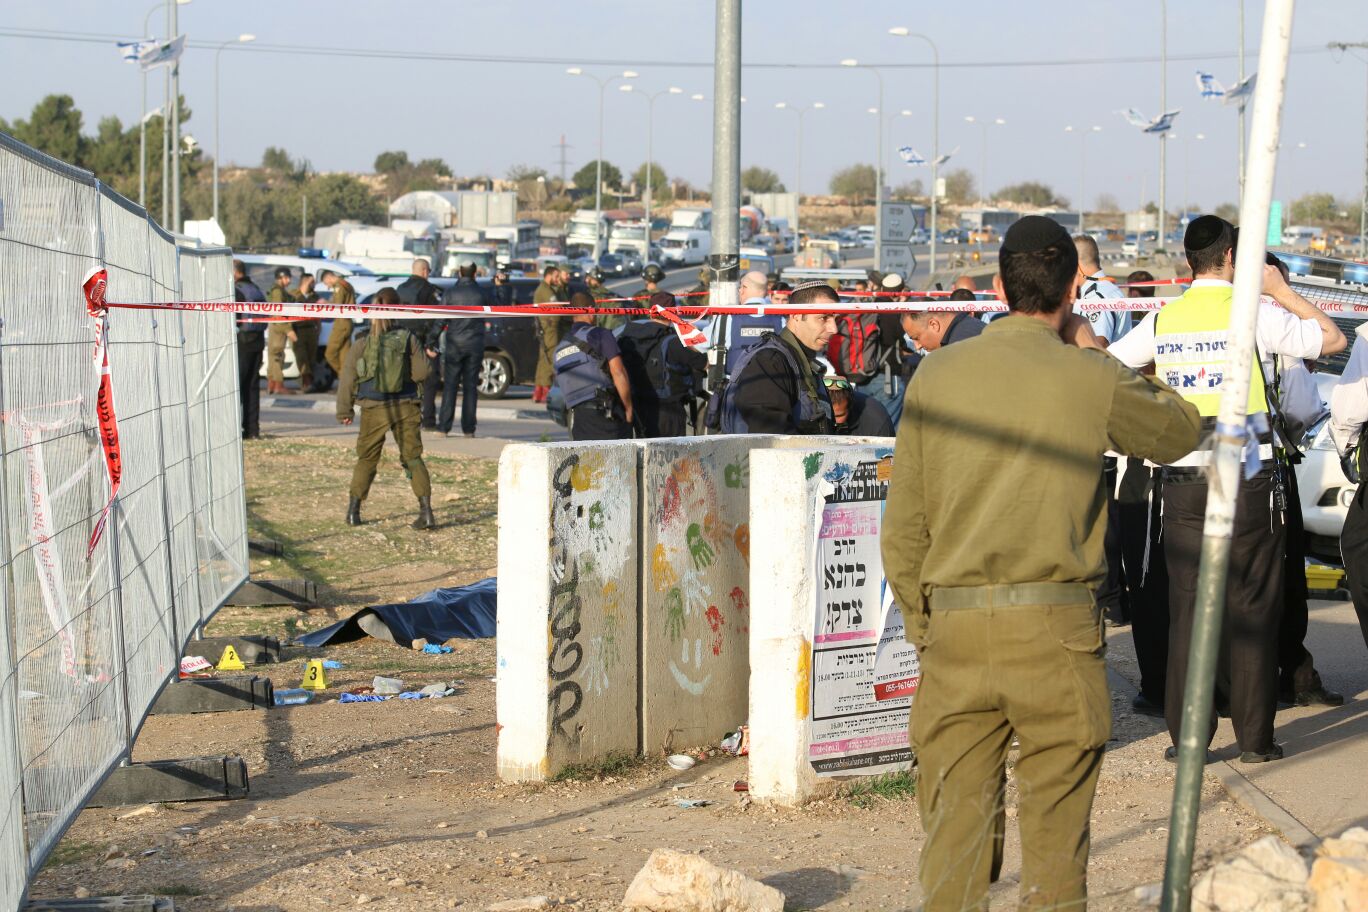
left=882, top=217, right=1200, bottom=910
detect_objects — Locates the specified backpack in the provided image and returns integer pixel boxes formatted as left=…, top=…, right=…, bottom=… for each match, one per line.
left=619, top=323, right=692, bottom=403
left=828, top=314, right=889, bottom=385
left=356, top=329, right=412, bottom=394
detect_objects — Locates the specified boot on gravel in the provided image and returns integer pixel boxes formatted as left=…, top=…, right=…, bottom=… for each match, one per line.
left=346, top=496, right=363, bottom=526
left=412, top=496, right=436, bottom=530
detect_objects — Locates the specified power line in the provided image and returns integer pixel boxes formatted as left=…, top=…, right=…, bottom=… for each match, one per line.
left=0, top=25, right=1334, bottom=71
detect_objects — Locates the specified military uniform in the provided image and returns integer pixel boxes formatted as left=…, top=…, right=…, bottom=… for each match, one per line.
left=336, top=328, right=432, bottom=505
left=265, top=284, right=297, bottom=389
left=589, top=281, right=624, bottom=331
left=881, top=219, right=1200, bottom=911
left=291, top=308, right=321, bottom=393
left=533, top=279, right=563, bottom=389
left=324, top=278, right=357, bottom=377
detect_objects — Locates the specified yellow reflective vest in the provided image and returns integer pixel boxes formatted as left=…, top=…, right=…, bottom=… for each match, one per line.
left=1153, top=284, right=1267, bottom=419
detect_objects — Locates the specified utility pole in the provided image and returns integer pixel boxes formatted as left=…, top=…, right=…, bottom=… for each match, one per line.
left=1158, top=0, right=1168, bottom=248
left=161, top=4, right=170, bottom=227
left=555, top=134, right=572, bottom=190
left=170, top=0, right=181, bottom=233
left=1159, top=1, right=1296, bottom=909
left=709, top=0, right=741, bottom=311
left=1238, top=0, right=1247, bottom=204
left=301, top=194, right=308, bottom=248
left=1328, top=42, right=1368, bottom=260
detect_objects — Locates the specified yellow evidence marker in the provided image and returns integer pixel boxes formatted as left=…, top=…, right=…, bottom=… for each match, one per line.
left=300, top=658, right=328, bottom=691
left=216, top=644, right=245, bottom=671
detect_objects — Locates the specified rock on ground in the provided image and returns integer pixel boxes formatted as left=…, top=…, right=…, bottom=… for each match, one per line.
left=1316, top=827, right=1368, bottom=864
left=1191, top=835, right=1310, bottom=912
left=1309, top=857, right=1368, bottom=912
left=621, top=849, right=784, bottom=912
left=485, top=897, right=553, bottom=912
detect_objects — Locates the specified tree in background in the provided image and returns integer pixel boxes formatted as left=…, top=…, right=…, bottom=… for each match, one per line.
left=741, top=165, right=784, bottom=194
left=573, top=160, right=622, bottom=194
left=1095, top=193, right=1121, bottom=213
left=892, top=180, right=924, bottom=201
left=373, top=150, right=452, bottom=197
left=1214, top=202, right=1240, bottom=222
left=942, top=168, right=976, bottom=205
left=3, top=94, right=87, bottom=164
left=262, top=146, right=310, bottom=182
left=634, top=162, right=671, bottom=199
left=829, top=164, right=877, bottom=200
left=506, top=163, right=547, bottom=182
left=997, top=181, right=1067, bottom=208
left=1289, top=192, right=1340, bottom=224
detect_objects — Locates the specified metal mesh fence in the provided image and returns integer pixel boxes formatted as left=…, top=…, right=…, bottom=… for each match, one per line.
left=0, top=132, right=246, bottom=912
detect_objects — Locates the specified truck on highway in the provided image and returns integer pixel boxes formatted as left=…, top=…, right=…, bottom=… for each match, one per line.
left=658, top=228, right=710, bottom=266
left=608, top=219, right=650, bottom=260
left=670, top=207, right=712, bottom=232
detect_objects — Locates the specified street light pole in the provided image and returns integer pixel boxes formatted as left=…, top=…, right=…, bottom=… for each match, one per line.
left=841, top=60, right=885, bottom=266
left=965, top=116, right=1005, bottom=207
left=170, top=0, right=180, bottom=232
left=161, top=3, right=170, bottom=226
left=889, top=27, right=940, bottom=282
left=214, top=33, right=256, bottom=226
left=1158, top=0, right=1169, bottom=248
left=567, top=67, right=637, bottom=257
left=621, top=84, right=682, bottom=255
left=1066, top=125, right=1102, bottom=235
left=710, top=0, right=742, bottom=309
left=1329, top=43, right=1368, bottom=260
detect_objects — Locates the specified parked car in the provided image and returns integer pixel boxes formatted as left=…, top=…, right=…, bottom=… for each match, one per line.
left=598, top=252, right=628, bottom=277
left=613, top=248, right=644, bottom=275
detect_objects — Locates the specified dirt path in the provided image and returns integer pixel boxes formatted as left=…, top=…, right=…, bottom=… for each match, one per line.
left=31, top=436, right=1271, bottom=911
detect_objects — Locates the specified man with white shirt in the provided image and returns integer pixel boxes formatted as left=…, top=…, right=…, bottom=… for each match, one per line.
left=1073, top=234, right=1128, bottom=343
left=1331, top=323, right=1368, bottom=654
left=1107, top=214, right=1345, bottom=764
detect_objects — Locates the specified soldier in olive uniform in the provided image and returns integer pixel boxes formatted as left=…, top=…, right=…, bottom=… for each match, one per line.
left=291, top=273, right=322, bottom=392
left=265, top=267, right=298, bottom=394
left=882, top=217, right=1200, bottom=911
left=587, top=268, right=623, bottom=331
left=336, top=288, right=435, bottom=530
left=532, top=264, right=563, bottom=403
left=322, top=270, right=357, bottom=382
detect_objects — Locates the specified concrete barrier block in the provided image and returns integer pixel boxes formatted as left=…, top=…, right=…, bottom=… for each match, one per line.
left=496, top=442, right=640, bottom=782
left=638, top=437, right=766, bottom=755
left=748, top=444, right=911, bottom=806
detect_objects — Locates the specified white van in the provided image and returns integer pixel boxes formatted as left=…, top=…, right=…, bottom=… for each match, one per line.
left=1282, top=225, right=1324, bottom=249
left=658, top=229, right=711, bottom=266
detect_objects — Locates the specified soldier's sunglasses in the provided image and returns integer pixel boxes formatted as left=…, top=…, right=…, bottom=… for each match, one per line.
left=822, top=376, right=852, bottom=391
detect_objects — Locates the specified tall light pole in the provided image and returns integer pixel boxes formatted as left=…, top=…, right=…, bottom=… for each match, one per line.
left=566, top=67, right=637, bottom=257
left=620, top=83, right=682, bottom=252
left=1065, top=125, right=1102, bottom=234
left=964, top=115, right=1006, bottom=206
left=213, top=33, right=255, bottom=226
left=841, top=59, right=885, bottom=267
left=1158, top=0, right=1169, bottom=249
left=889, top=27, right=940, bottom=281
left=1329, top=42, right=1368, bottom=260
left=140, top=0, right=190, bottom=209
left=773, top=101, right=824, bottom=199
left=710, top=0, right=741, bottom=310
left=170, top=0, right=181, bottom=232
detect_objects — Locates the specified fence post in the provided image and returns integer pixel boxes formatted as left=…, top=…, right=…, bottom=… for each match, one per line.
left=146, top=218, right=181, bottom=658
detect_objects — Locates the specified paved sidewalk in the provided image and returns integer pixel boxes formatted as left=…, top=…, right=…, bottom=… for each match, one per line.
left=1108, top=598, right=1368, bottom=845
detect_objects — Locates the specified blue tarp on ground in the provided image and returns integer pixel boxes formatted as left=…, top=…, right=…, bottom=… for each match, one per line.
left=295, top=577, right=497, bottom=648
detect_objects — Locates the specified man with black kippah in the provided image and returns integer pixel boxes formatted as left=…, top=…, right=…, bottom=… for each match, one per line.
left=882, top=216, right=1200, bottom=910
left=1108, top=214, right=1346, bottom=765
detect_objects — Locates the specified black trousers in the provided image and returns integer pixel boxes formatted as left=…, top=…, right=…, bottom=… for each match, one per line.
left=569, top=401, right=631, bottom=441
left=1277, top=467, right=1321, bottom=694
left=438, top=347, right=481, bottom=436
left=1096, top=458, right=1130, bottom=622
left=237, top=330, right=265, bottom=438
left=421, top=352, right=441, bottom=427
left=634, top=399, right=689, bottom=438
left=1118, top=459, right=1169, bottom=705
left=1163, top=471, right=1284, bottom=753
left=1339, top=479, right=1368, bottom=653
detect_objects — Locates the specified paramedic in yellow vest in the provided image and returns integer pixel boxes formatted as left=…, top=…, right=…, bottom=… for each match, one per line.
left=1107, top=214, right=1345, bottom=764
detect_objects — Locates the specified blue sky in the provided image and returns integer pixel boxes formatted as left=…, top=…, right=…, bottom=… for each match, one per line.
left=3, top=1, right=1365, bottom=212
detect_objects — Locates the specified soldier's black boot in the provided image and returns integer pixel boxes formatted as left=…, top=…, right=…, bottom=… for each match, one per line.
left=412, top=496, right=435, bottom=530
left=346, top=497, right=362, bottom=526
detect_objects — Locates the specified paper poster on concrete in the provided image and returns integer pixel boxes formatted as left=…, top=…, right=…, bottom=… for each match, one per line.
left=807, top=454, right=918, bottom=777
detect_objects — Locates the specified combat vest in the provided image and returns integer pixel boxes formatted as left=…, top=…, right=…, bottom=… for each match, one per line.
left=553, top=323, right=616, bottom=408
left=709, top=332, right=834, bottom=435
left=356, top=329, right=417, bottom=400
left=1153, top=284, right=1272, bottom=466
left=723, top=312, right=785, bottom=376
left=619, top=322, right=695, bottom=403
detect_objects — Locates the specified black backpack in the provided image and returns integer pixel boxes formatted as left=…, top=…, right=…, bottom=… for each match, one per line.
left=619, top=323, right=690, bottom=402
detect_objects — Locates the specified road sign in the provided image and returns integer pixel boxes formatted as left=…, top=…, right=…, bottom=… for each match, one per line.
left=881, top=202, right=926, bottom=244
left=879, top=243, right=916, bottom=277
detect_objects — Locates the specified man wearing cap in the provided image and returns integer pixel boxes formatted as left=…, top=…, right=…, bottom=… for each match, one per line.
left=712, top=281, right=837, bottom=435
left=883, top=216, right=1200, bottom=910
left=1107, top=214, right=1345, bottom=764
left=265, top=267, right=299, bottom=395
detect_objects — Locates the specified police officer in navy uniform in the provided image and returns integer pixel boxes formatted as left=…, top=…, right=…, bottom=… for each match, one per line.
left=233, top=259, right=267, bottom=439
left=712, top=281, right=837, bottom=435
left=716, top=270, right=785, bottom=377
left=553, top=291, right=635, bottom=440
left=618, top=292, right=708, bottom=437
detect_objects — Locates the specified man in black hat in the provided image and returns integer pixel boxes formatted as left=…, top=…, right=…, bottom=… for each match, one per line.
left=1107, top=214, right=1345, bottom=764
left=882, top=216, right=1201, bottom=910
